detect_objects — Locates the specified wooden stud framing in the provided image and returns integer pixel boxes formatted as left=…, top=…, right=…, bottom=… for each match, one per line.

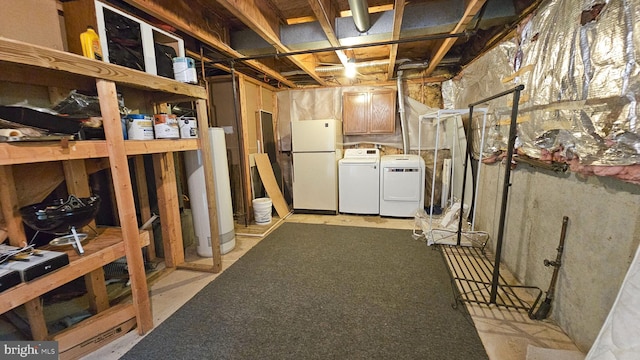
left=63, top=159, right=109, bottom=314
left=177, top=99, right=222, bottom=273
left=152, top=152, right=184, bottom=268
left=134, top=155, right=157, bottom=261
left=96, top=79, right=153, bottom=334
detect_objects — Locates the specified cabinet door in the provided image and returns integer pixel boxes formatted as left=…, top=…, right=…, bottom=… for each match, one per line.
left=369, top=90, right=396, bottom=134
left=342, top=92, right=369, bottom=135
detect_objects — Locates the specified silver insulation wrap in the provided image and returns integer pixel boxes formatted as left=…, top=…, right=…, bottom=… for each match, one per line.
left=443, top=0, right=640, bottom=183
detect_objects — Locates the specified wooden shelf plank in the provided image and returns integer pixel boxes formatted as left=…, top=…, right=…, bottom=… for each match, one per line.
left=124, top=139, right=199, bottom=155
left=0, top=139, right=200, bottom=165
left=0, top=37, right=207, bottom=99
left=0, top=227, right=149, bottom=314
left=51, top=303, right=137, bottom=357
left=0, top=141, right=106, bottom=166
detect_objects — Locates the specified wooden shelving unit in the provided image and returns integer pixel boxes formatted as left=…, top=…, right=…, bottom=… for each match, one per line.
left=0, top=228, right=150, bottom=315
left=0, top=139, right=201, bottom=165
left=0, top=37, right=221, bottom=358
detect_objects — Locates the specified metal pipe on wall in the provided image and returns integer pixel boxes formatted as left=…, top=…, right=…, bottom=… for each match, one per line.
left=396, top=71, right=408, bottom=154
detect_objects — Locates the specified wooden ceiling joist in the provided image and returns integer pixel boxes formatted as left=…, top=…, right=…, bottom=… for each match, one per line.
left=308, top=0, right=350, bottom=68
left=122, top=0, right=296, bottom=88
left=386, top=0, right=406, bottom=80
left=215, top=0, right=328, bottom=86
left=423, top=0, right=487, bottom=77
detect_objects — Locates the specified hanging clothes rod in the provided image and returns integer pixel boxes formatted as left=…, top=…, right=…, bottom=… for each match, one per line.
left=450, top=84, right=540, bottom=311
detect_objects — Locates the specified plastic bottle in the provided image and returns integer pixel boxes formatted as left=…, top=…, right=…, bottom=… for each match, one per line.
left=80, top=26, right=103, bottom=61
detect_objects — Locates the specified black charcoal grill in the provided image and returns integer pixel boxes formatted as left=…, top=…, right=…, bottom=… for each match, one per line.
left=20, top=195, right=101, bottom=255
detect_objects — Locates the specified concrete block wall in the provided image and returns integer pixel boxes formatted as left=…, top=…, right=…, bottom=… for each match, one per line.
left=475, top=162, right=640, bottom=351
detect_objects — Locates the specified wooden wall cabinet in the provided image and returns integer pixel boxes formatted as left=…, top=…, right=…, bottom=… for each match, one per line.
left=0, top=38, right=219, bottom=359
left=342, top=89, right=397, bottom=135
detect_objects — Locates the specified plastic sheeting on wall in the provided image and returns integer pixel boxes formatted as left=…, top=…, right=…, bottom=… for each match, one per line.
left=276, top=87, right=444, bottom=151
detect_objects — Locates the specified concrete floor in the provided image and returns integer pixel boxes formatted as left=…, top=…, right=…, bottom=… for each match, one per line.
left=72, top=213, right=585, bottom=359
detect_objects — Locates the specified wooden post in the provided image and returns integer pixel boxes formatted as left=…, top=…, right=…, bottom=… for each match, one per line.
left=177, top=100, right=222, bottom=273
left=23, top=299, right=47, bottom=340
left=0, top=165, right=28, bottom=247
left=238, top=75, right=253, bottom=223
left=0, top=165, right=49, bottom=339
left=96, top=79, right=153, bottom=334
left=196, top=100, right=222, bottom=272
left=134, top=155, right=157, bottom=261
left=152, top=152, right=184, bottom=268
left=62, top=159, right=109, bottom=314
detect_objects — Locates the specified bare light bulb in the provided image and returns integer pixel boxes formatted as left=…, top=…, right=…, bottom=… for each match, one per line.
left=345, top=60, right=357, bottom=78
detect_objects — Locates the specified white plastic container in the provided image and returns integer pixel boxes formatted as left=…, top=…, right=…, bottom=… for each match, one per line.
left=253, top=198, right=273, bottom=224
left=153, top=114, right=180, bottom=139
left=125, top=114, right=154, bottom=140
left=172, top=57, right=197, bottom=84
left=178, top=116, right=198, bottom=138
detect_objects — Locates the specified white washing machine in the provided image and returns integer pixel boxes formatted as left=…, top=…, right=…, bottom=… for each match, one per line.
left=339, top=148, right=380, bottom=214
left=380, top=154, right=425, bottom=217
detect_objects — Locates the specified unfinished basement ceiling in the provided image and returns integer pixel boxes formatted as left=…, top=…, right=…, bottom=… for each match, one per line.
left=116, top=0, right=543, bottom=88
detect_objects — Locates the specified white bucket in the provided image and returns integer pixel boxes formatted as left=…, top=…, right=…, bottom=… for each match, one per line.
left=172, top=57, right=197, bottom=84
left=253, top=197, right=273, bottom=224
left=153, top=114, right=180, bottom=139
left=125, top=114, right=154, bottom=140
left=178, top=116, right=198, bottom=138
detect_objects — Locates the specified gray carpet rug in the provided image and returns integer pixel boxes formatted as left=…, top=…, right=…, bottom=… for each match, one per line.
left=121, top=223, right=489, bottom=360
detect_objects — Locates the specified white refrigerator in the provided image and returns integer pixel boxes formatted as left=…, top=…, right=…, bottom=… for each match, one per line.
left=291, top=119, right=343, bottom=213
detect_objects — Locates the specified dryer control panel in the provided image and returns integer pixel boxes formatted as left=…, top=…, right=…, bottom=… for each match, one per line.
left=343, top=148, right=380, bottom=159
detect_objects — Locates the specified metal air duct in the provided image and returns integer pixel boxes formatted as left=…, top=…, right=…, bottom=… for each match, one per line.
left=348, top=0, right=371, bottom=33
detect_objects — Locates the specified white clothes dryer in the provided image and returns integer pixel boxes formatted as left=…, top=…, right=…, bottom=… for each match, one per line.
left=338, top=148, right=380, bottom=214
left=379, top=154, right=425, bottom=217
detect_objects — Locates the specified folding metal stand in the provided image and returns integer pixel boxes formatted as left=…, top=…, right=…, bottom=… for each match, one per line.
left=440, top=85, right=542, bottom=310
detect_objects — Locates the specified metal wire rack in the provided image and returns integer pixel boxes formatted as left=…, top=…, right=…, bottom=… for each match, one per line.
left=439, top=244, right=542, bottom=311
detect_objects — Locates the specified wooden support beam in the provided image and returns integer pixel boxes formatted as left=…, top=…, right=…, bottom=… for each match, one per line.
left=0, top=166, right=49, bottom=339
left=134, top=155, right=157, bottom=261
left=62, top=160, right=95, bottom=231
left=308, top=0, right=339, bottom=45
left=195, top=99, right=221, bottom=271
left=23, top=299, right=47, bottom=340
left=83, top=269, right=109, bottom=314
left=177, top=99, right=222, bottom=273
left=423, top=0, right=487, bottom=77
left=387, top=0, right=406, bottom=80
left=96, top=79, right=153, bottom=334
left=121, top=0, right=296, bottom=88
left=152, top=152, right=184, bottom=268
left=62, top=159, right=109, bottom=315
left=308, top=0, right=350, bottom=68
left=214, top=0, right=327, bottom=85
left=0, top=165, right=28, bottom=247
left=238, top=75, right=253, bottom=224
